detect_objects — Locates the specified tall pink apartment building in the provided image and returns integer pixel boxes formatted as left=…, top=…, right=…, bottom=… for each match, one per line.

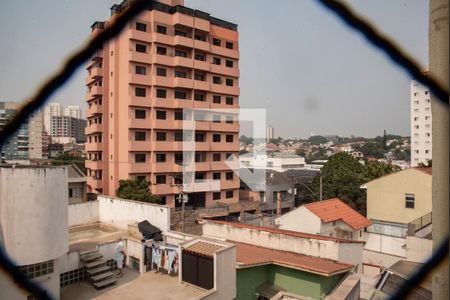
left=85, top=0, right=240, bottom=208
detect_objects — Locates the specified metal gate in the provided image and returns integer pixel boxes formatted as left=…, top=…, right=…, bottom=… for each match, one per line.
left=182, top=251, right=214, bottom=290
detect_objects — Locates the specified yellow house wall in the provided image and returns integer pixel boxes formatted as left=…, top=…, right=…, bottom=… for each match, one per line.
left=366, top=169, right=431, bottom=224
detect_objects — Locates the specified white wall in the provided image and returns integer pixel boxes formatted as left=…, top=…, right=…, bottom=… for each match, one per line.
left=0, top=167, right=68, bottom=265
left=68, top=201, right=99, bottom=227
left=98, top=196, right=170, bottom=231
left=363, top=232, right=406, bottom=257
left=213, top=247, right=237, bottom=300
left=276, top=207, right=321, bottom=234
left=406, top=236, right=433, bottom=263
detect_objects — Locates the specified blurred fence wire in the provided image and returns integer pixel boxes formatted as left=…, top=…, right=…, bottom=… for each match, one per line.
left=0, top=0, right=447, bottom=299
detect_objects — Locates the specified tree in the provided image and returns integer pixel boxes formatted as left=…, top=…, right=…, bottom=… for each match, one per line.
left=364, top=160, right=400, bottom=182
left=116, top=179, right=162, bottom=204
left=308, top=135, right=328, bottom=145
left=417, top=160, right=432, bottom=168
left=296, top=149, right=306, bottom=157
left=51, top=152, right=86, bottom=175
left=383, top=130, right=387, bottom=150
left=240, top=135, right=253, bottom=145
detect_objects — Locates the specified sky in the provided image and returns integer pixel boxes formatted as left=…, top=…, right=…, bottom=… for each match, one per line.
left=0, top=0, right=428, bottom=139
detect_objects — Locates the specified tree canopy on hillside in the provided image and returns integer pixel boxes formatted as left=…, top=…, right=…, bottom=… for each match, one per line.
left=308, top=135, right=328, bottom=145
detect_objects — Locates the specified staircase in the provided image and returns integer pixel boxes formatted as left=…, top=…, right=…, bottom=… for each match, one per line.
left=80, top=249, right=117, bottom=289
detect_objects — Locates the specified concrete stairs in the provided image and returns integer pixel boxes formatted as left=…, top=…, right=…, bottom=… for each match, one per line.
left=80, top=249, right=117, bottom=289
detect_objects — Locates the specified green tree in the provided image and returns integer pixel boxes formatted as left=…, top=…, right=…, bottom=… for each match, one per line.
left=116, top=179, right=162, bottom=204
left=364, top=160, right=400, bottom=182
left=51, top=152, right=86, bottom=175
left=383, top=130, right=387, bottom=150
left=240, top=135, right=253, bottom=145
left=308, top=135, right=328, bottom=145
left=296, top=149, right=306, bottom=157
left=417, top=160, right=432, bottom=168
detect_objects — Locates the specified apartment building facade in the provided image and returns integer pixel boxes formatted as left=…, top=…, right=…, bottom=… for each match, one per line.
left=0, top=102, right=30, bottom=160
left=50, top=115, right=87, bottom=143
left=410, top=79, right=432, bottom=167
left=85, top=0, right=240, bottom=208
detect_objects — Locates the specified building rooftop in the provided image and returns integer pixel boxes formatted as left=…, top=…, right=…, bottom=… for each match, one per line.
left=69, top=223, right=126, bottom=252
left=304, top=198, right=372, bottom=230
left=183, top=241, right=224, bottom=258
left=233, top=241, right=353, bottom=276
left=284, top=169, right=320, bottom=177
left=415, top=167, right=432, bottom=175
left=207, top=220, right=364, bottom=244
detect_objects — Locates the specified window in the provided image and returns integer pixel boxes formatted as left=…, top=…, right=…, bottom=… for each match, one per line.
left=135, top=66, right=146, bottom=75
left=156, top=89, right=167, bottom=98
left=226, top=191, right=233, bottom=198
left=175, top=70, right=188, bottom=78
left=135, top=131, right=146, bottom=141
left=136, top=175, right=146, bottom=181
left=195, top=172, right=205, bottom=180
left=174, top=111, right=185, bottom=120
left=157, top=46, right=167, bottom=55
left=226, top=78, right=233, bottom=86
left=135, top=109, right=146, bottom=119
left=156, top=153, right=166, bottom=163
left=194, top=93, right=205, bottom=101
left=213, top=38, right=221, bottom=46
left=226, top=41, right=233, bottom=49
left=175, top=30, right=187, bottom=37
left=226, top=172, right=233, bottom=180
left=405, top=194, right=415, bottom=208
left=226, top=153, right=233, bottom=160
left=195, top=33, right=206, bottom=41
left=212, top=57, right=221, bottom=65
left=136, top=22, right=147, bottom=32
left=174, top=131, right=184, bottom=141
left=213, top=192, right=221, bottom=200
left=213, top=153, right=221, bottom=161
left=226, top=60, right=233, bottom=68
left=175, top=50, right=188, bottom=58
left=175, top=91, right=187, bottom=99
left=226, top=97, right=233, bottom=105
left=226, top=135, right=234, bottom=143
left=174, top=153, right=183, bottom=164
left=136, top=44, right=147, bottom=53
left=213, top=173, right=221, bottom=180
left=156, top=25, right=167, bottom=34
left=156, top=175, right=166, bottom=184
left=213, top=76, right=222, bottom=84
left=156, top=68, right=167, bottom=77
left=156, top=132, right=166, bottom=141
left=135, top=153, right=146, bottom=163
left=213, top=115, right=221, bottom=123
left=195, top=133, right=205, bottom=142
left=213, top=95, right=221, bottom=104
left=195, top=152, right=206, bottom=163
left=156, top=110, right=166, bottom=120
left=194, top=73, right=205, bottom=81
left=135, top=87, right=146, bottom=97
left=226, top=116, right=234, bottom=124
left=213, top=134, right=221, bottom=142
left=194, top=53, right=205, bottom=61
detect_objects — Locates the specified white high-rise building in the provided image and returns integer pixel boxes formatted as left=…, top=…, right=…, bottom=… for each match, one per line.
left=410, top=79, right=432, bottom=167
left=44, top=103, right=62, bottom=133
left=267, top=126, right=275, bottom=141
left=64, top=105, right=82, bottom=119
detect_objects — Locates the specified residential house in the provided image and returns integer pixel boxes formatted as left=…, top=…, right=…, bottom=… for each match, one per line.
left=240, top=152, right=306, bottom=172
left=67, top=164, right=87, bottom=204
left=275, top=198, right=372, bottom=241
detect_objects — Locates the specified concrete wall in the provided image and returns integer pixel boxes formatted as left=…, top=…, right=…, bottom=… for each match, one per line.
left=366, top=169, right=431, bottom=224
left=0, top=167, right=69, bottom=265
left=212, top=246, right=236, bottom=300
left=363, top=249, right=402, bottom=269
left=363, top=232, right=406, bottom=257
left=406, top=236, right=433, bottom=263
left=68, top=201, right=99, bottom=227
left=276, top=206, right=321, bottom=234
left=98, top=196, right=170, bottom=231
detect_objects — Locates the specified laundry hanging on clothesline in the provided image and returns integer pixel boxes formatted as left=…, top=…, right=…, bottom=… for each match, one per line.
left=150, top=244, right=179, bottom=275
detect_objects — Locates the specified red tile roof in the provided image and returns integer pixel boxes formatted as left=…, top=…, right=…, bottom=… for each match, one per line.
left=304, top=198, right=372, bottom=230
left=206, top=220, right=364, bottom=243
left=415, top=167, right=432, bottom=175
left=233, top=241, right=354, bottom=276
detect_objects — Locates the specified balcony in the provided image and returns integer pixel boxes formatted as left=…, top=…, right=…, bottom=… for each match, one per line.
left=152, top=76, right=173, bottom=88
left=88, top=178, right=103, bottom=190
left=85, top=142, right=103, bottom=151
left=173, top=13, right=194, bottom=28
left=193, top=17, right=210, bottom=32
left=173, top=56, right=193, bottom=68
left=193, top=40, right=210, bottom=52
left=129, top=163, right=150, bottom=174
left=184, top=180, right=220, bottom=193
left=193, top=101, right=210, bottom=109
left=152, top=184, right=180, bottom=195
left=210, top=64, right=239, bottom=77
left=87, top=104, right=103, bottom=116
left=174, top=36, right=194, bottom=48
left=130, top=96, right=151, bottom=108
left=194, top=142, right=210, bottom=151
left=129, top=118, right=150, bottom=129
left=174, top=99, right=194, bottom=109
left=129, top=140, right=151, bottom=152
left=130, top=29, right=151, bottom=42
left=85, top=160, right=103, bottom=170
left=86, top=86, right=103, bottom=100
left=210, top=45, right=239, bottom=59
left=152, top=32, right=173, bottom=46
left=210, top=160, right=239, bottom=171
left=86, top=67, right=103, bottom=84
left=130, top=51, right=152, bottom=64
left=91, top=50, right=103, bottom=60
left=151, top=163, right=183, bottom=173
left=193, top=80, right=209, bottom=91
left=210, top=122, right=239, bottom=132
left=220, top=179, right=240, bottom=190
left=130, top=73, right=151, bottom=86
left=174, top=77, right=193, bottom=89
left=152, top=119, right=175, bottom=130
left=152, top=54, right=173, bottom=67
left=209, top=142, right=239, bottom=152
left=152, top=98, right=178, bottom=109
left=85, top=123, right=103, bottom=134
left=152, top=141, right=184, bottom=152
left=194, top=121, right=210, bottom=131
left=210, top=83, right=239, bottom=96
left=194, top=60, right=209, bottom=72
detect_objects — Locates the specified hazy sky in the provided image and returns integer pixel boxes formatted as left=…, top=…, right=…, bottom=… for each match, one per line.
left=0, top=0, right=428, bottom=138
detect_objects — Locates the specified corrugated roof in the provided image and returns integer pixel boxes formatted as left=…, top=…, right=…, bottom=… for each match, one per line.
left=233, top=242, right=353, bottom=276
left=183, top=241, right=224, bottom=258
left=206, top=220, right=364, bottom=243
left=304, top=198, right=372, bottom=230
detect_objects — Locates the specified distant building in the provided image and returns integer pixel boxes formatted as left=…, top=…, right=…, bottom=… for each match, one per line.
left=64, top=105, right=82, bottom=119
left=323, top=135, right=340, bottom=144
left=284, top=168, right=320, bottom=205
left=48, top=143, right=64, bottom=158
left=0, top=102, right=30, bottom=160
left=67, top=164, right=87, bottom=204
left=410, top=79, right=432, bottom=167
left=240, top=152, right=305, bottom=172
left=50, top=115, right=87, bottom=143
left=275, top=198, right=372, bottom=241
left=28, top=110, right=44, bottom=159
left=266, top=125, right=274, bottom=141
